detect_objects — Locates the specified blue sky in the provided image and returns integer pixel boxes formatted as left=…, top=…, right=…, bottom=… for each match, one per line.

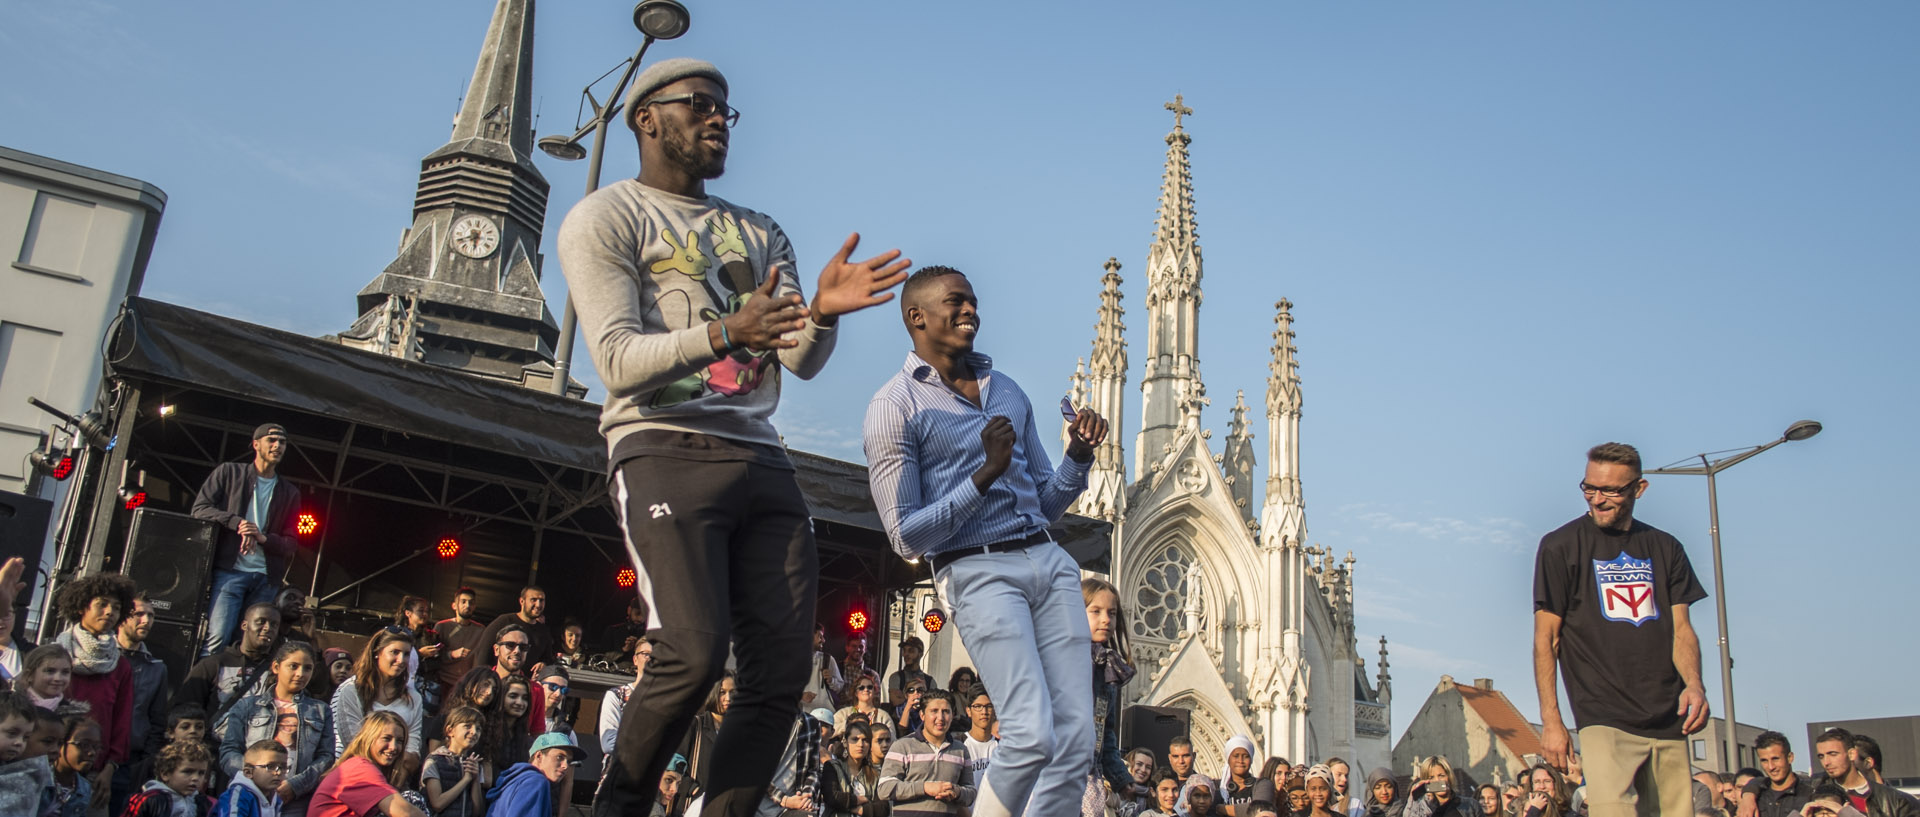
left=7, top=1, right=1915, bottom=758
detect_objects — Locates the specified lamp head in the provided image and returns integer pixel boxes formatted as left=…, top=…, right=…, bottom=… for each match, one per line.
left=538, top=134, right=587, bottom=161
left=633, top=0, right=690, bottom=40
left=1783, top=419, right=1823, bottom=442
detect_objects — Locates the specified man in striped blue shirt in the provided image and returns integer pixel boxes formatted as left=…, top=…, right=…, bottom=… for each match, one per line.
left=863, top=265, right=1109, bottom=817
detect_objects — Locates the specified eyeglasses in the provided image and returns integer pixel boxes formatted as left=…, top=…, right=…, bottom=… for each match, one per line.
left=542, top=681, right=570, bottom=695
left=498, top=642, right=528, bottom=651
left=1579, top=481, right=1638, bottom=498
left=246, top=762, right=290, bottom=773
left=646, top=92, right=741, bottom=127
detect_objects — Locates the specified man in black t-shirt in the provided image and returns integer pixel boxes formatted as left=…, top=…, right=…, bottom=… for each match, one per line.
left=1533, top=442, right=1709, bottom=817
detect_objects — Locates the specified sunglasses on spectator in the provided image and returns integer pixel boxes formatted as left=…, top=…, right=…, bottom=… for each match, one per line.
left=542, top=681, right=570, bottom=695
left=499, top=642, right=528, bottom=651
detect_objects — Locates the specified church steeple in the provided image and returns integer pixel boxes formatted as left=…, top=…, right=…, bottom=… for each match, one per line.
left=334, top=0, right=580, bottom=397
left=1134, top=95, right=1207, bottom=476
left=1069, top=257, right=1129, bottom=522
left=1261, top=299, right=1305, bottom=549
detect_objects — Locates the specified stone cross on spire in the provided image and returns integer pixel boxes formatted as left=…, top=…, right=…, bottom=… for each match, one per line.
left=1166, top=94, right=1193, bottom=129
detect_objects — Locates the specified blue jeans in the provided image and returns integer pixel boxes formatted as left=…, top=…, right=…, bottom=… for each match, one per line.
left=204, top=568, right=275, bottom=656
left=934, top=542, right=1093, bottom=817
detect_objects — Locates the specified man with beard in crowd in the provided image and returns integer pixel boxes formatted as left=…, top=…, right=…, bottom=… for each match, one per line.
left=478, top=587, right=552, bottom=669
left=435, top=587, right=485, bottom=691
left=1810, top=728, right=1915, bottom=817
left=112, top=593, right=172, bottom=811
left=172, top=603, right=281, bottom=723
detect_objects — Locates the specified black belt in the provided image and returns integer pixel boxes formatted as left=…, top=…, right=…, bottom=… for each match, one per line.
left=929, top=531, right=1053, bottom=573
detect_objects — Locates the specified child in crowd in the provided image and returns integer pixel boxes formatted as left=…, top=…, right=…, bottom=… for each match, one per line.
left=125, top=741, right=214, bottom=817
left=421, top=706, right=490, bottom=817
left=13, top=645, right=75, bottom=713
left=24, top=706, right=64, bottom=760
left=211, top=740, right=287, bottom=817
left=0, top=692, right=57, bottom=817
left=485, top=732, right=579, bottom=817
left=50, top=715, right=101, bottom=817
left=216, top=641, right=334, bottom=815
left=1140, top=769, right=1182, bottom=817
left=130, top=705, right=210, bottom=800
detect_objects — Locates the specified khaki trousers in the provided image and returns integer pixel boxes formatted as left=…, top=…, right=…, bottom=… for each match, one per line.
left=1579, top=725, right=1694, bottom=817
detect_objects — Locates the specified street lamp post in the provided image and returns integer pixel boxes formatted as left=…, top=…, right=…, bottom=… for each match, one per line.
left=1645, top=419, right=1822, bottom=771
left=539, top=0, right=691, bottom=396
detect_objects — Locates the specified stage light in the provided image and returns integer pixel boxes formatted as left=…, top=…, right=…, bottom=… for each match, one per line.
left=120, top=488, right=147, bottom=510
left=156, top=404, right=176, bottom=418
left=846, top=608, right=869, bottom=634
left=615, top=567, right=637, bottom=588
left=921, top=608, right=946, bottom=634
left=296, top=512, right=319, bottom=537
left=29, top=448, right=74, bottom=481
left=437, top=537, right=461, bottom=559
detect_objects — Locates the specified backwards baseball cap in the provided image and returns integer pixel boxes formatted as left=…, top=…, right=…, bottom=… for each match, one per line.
left=529, top=731, right=582, bottom=760
left=622, top=57, right=728, bottom=128
left=253, top=423, right=287, bottom=441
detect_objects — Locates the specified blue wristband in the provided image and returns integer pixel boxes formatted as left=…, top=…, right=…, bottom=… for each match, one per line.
left=718, top=322, right=733, bottom=354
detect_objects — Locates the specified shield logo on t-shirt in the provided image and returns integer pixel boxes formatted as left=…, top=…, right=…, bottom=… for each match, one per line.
left=1592, top=552, right=1660, bottom=627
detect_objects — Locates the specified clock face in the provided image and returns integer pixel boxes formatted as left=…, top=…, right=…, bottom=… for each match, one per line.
left=450, top=215, right=500, bottom=259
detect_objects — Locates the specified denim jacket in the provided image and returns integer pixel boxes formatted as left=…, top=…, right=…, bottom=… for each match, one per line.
left=217, top=692, right=336, bottom=797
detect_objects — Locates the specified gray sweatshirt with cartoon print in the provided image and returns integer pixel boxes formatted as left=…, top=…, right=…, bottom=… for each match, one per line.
left=557, top=179, right=835, bottom=462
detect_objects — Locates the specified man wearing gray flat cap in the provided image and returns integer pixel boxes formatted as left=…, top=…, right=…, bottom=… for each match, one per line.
left=560, top=57, right=911, bottom=817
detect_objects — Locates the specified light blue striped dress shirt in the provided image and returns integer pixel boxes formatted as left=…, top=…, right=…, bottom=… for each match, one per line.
left=863, top=351, right=1089, bottom=560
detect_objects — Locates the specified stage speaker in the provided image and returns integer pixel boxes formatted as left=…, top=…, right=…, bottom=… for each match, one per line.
left=0, top=489, right=52, bottom=646
left=1122, top=704, right=1190, bottom=765
left=123, top=508, right=218, bottom=621
left=0, top=488, right=53, bottom=568
left=144, top=616, right=203, bottom=688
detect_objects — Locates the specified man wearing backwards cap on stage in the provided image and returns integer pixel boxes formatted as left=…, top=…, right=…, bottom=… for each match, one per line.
left=191, top=422, right=302, bottom=657
left=557, top=57, right=910, bottom=817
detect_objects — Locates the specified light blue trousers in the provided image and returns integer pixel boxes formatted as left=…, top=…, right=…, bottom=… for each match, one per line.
left=936, top=542, right=1093, bottom=817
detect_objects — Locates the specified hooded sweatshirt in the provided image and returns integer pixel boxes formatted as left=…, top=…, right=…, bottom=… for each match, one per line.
left=211, top=774, right=281, bottom=817
left=1364, top=768, right=1406, bottom=817
left=485, top=762, right=555, bottom=817
left=126, top=779, right=212, bottom=817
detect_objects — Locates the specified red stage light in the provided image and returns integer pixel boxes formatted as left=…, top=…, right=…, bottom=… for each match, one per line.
left=615, top=567, right=636, bottom=588
left=436, top=537, right=461, bottom=559
left=29, top=449, right=73, bottom=481
left=846, top=609, right=869, bottom=633
left=295, top=512, right=319, bottom=537
left=921, top=608, right=946, bottom=634
left=122, top=491, right=147, bottom=510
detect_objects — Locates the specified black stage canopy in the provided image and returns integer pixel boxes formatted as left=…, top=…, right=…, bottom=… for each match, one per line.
left=81, top=298, right=1109, bottom=628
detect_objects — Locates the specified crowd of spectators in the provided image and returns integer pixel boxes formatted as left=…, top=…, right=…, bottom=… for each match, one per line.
left=0, top=550, right=1912, bottom=817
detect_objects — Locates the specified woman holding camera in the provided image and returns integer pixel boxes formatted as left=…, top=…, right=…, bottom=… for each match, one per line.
left=1404, top=756, right=1483, bottom=817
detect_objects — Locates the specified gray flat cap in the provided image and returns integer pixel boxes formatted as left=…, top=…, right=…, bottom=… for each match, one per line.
left=624, top=57, right=728, bottom=126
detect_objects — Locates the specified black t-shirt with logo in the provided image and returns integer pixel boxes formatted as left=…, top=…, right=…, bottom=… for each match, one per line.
left=1533, top=515, right=1707, bottom=739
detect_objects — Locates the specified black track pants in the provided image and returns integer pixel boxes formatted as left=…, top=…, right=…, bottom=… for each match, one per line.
left=593, top=452, right=816, bottom=817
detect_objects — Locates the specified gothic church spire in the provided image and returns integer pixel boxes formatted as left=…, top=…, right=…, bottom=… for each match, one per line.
left=1135, top=95, right=1207, bottom=476
left=1069, top=257, right=1129, bottom=522
left=1261, top=299, right=1305, bottom=549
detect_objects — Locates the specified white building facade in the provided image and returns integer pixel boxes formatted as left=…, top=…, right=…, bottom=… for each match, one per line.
left=1063, top=99, right=1392, bottom=774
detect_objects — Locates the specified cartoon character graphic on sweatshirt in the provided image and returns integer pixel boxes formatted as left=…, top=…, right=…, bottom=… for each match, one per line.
left=646, top=213, right=777, bottom=409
